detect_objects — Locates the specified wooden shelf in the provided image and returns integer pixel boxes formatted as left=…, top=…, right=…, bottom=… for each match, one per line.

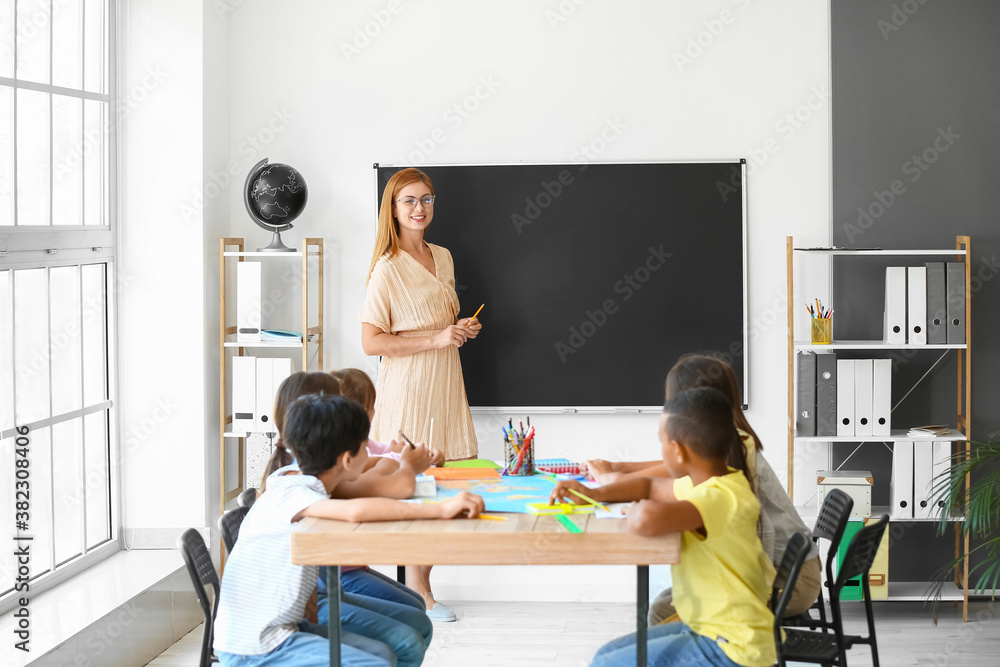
left=795, top=505, right=964, bottom=524
left=794, top=340, right=966, bottom=351
left=793, top=248, right=966, bottom=256
left=787, top=235, right=972, bottom=620
left=222, top=250, right=320, bottom=257
left=794, top=429, right=967, bottom=443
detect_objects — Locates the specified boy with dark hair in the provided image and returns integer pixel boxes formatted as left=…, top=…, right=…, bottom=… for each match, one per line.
left=552, top=387, right=776, bottom=667
left=214, top=394, right=484, bottom=666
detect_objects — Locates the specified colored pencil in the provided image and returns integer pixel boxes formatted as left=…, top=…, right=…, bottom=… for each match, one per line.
left=567, top=487, right=610, bottom=512
left=555, top=514, right=582, bottom=533
left=429, top=418, right=435, bottom=449
left=470, top=303, right=484, bottom=320
left=398, top=430, right=415, bottom=448
left=478, top=513, right=507, bottom=521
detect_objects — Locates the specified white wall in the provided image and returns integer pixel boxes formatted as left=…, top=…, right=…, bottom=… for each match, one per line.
left=226, top=0, right=832, bottom=497
left=118, top=0, right=230, bottom=538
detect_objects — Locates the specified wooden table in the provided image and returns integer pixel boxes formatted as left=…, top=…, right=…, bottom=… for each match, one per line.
left=291, top=512, right=680, bottom=667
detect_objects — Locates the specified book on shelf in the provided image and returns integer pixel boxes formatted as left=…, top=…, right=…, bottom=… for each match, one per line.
left=260, top=329, right=303, bottom=342
left=907, top=424, right=950, bottom=437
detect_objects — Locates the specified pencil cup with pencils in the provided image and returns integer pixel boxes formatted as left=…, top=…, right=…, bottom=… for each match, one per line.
left=811, top=316, right=832, bottom=344
left=504, top=419, right=535, bottom=476
left=807, top=299, right=833, bottom=344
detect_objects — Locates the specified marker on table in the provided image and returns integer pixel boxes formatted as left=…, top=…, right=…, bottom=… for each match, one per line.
left=466, top=303, right=484, bottom=326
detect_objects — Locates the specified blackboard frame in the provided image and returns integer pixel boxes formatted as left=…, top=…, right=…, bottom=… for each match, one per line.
left=372, top=160, right=749, bottom=413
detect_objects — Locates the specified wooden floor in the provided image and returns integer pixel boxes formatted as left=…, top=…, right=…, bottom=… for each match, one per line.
left=146, top=599, right=1000, bottom=666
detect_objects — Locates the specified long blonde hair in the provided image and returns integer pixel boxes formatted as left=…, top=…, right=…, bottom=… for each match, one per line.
left=367, top=168, right=436, bottom=284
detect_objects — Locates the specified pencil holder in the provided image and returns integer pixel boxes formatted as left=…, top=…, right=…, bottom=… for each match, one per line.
left=504, top=436, right=534, bottom=476
left=811, top=317, right=832, bottom=344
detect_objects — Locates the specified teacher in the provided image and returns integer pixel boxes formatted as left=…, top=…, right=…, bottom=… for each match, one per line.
left=360, top=167, right=482, bottom=621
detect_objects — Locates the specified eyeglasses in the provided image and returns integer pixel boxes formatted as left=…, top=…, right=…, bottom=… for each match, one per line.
left=395, top=195, right=436, bottom=209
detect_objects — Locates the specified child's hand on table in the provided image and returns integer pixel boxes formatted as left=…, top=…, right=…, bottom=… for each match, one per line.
left=584, top=459, right=621, bottom=484
left=549, top=480, right=594, bottom=505
left=440, top=491, right=484, bottom=519
left=429, top=448, right=445, bottom=467
left=399, top=442, right=432, bottom=473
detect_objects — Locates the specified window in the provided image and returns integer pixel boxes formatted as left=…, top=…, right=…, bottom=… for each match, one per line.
left=1, top=0, right=117, bottom=612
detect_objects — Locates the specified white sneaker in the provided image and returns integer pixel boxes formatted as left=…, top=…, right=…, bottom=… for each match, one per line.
left=426, top=602, right=457, bottom=622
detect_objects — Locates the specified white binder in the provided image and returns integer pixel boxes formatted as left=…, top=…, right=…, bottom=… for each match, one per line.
left=872, top=359, right=892, bottom=436
left=913, top=441, right=935, bottom=519
left=272, top=357, right=292, bottom=400
left=232, top=355, right=256, bottom=433
left=837, top=359, right=856, bottom=437
left=854, top=359, right=874, bottom=437
left=930, top=441, right=952, bottom=518
left=255, top=357, right=274, bottom=433
left=907, top=266, right=927, bottom=345
left=237, top=262, right=262, bottom=342
left=891, top=440, right=914, bottom=519
left=885, top=267, right=907, bottom=344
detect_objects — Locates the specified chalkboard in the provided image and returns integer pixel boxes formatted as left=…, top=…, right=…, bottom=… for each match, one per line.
left=374, top=162, right=748, bottom=410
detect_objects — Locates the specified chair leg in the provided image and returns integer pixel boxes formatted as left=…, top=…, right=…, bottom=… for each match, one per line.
left=863, top=584, right=880, bottom=667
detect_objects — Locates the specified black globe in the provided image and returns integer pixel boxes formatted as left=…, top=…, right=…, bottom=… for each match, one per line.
left=244, top=159, right=308, bottom=231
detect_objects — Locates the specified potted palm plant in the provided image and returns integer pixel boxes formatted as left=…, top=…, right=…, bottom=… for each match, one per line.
left=929, top=431, right=1000, bottom=614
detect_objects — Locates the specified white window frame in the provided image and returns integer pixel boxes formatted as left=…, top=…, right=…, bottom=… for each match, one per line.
left=0, top=0, right=120, bottom=614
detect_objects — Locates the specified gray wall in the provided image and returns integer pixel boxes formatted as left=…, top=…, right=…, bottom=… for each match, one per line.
left=832, top=0, right=1000, bottom=582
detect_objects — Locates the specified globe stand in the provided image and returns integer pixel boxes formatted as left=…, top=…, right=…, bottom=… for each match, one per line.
left=258, top=229, right=296, bottom=253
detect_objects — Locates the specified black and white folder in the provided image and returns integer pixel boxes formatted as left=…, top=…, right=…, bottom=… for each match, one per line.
left=837, top=358, right=855, bottom=437
left=854, top=359, right=874, bottom=437
left=907, top=266, right=927, bottom=345
left=796, top=352, right=817, bottom=437
left=946, top=262, right=966, bottom=344
left=885, top=267, right=907, bottom=344
left=891, top=440, right=914, bottom=519
left=872, top=358, right=891, bottom=436
left=925, top=262, right=947, bottom=344
left=816, top=353, right=838, bottom=437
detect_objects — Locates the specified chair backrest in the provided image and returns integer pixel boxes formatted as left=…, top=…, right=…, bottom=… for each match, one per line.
left=177, top=528, right=219, bottom=667
left=834, top=514, right=889, bottom=591
left=218, top=505, right=250, bottom=555
left=772, top=532, right=813, bottom=620
left=813, top=488, right=854, bottom=545
left=237, top=487, right=258, bottom=509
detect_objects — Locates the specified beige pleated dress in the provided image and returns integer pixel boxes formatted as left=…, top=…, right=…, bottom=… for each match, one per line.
left=360, top=243, right=479, bottom=460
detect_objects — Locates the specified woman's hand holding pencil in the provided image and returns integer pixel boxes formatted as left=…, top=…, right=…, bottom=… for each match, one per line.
left=457, top=303, right=484, bottom=339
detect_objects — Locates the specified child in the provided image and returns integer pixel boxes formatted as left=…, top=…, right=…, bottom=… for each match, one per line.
left=260, top=370, right=432, bottom=499
left=585, top=353, right=820, bottom=623
left=257, top=371, right=435, bottom=666
left=331, top=367, right=446, bottom=469
left=552, top=387, right=776, bottom=667
left=214, top=393, right=484, bottom=666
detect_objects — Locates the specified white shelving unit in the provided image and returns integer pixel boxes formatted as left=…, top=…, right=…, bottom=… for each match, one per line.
left=786, top=236, right=972, bottom=619
left=218, top=238, right=324, bottom=555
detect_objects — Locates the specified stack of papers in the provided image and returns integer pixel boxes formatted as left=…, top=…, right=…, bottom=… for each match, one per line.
left=412, top=474, right=437, bottom=498
left=907, top=425, right=951, bottom=437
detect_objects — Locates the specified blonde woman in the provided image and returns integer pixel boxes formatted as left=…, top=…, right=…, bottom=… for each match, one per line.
left=360, top=167, right=482, bottom=621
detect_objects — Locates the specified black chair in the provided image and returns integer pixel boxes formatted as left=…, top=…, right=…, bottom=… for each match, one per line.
left=799, top=488, right=855, bottom=631
left=776, top=514, right=889, bottom=667
left=237, top=487, right=258, bottom=508
left=177, top=528, right=220, bottom=667
left=218, top=505, right=251, bottom=555
left=772, top=533, right=814, bottom=654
